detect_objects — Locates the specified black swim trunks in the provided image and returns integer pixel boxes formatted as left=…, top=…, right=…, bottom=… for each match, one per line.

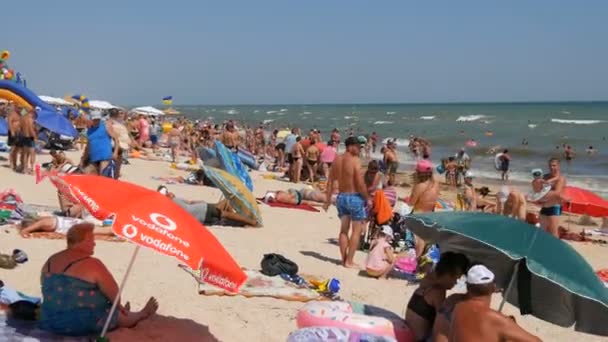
left=17, top=136, right=35, bottom=148
left=7, top=132, right=15, bottom=146
left=275, top=143, right=286, bottom=151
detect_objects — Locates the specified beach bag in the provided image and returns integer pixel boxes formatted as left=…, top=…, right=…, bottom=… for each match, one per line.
left=395, top=256, right=417, bottom=274
left=261, top=253, right=299, bottom=277
left=101, top=160, right=117, bottom=179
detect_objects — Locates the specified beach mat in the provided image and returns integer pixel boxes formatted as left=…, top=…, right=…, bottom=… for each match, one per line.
left=0, top=313, right=89, bottom=341
left=22, top=232, right=125, bottom=242
left=256, top=198, right=320, bottom=212
left=180, top=266, right=322, bottom=302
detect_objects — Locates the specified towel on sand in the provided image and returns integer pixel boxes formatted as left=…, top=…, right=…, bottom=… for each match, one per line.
left=22, top=232, right=125, bottom=242
left=0, top=313, right=89, bottom=341
left=180, top=266, right=322, bottom=302
left=256, top=198, right=320, bottom=212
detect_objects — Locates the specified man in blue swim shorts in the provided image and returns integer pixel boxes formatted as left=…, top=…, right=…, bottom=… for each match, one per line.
left=324, top=136, right=369, bottom=268
left=539, top=158, right=566, bottom=238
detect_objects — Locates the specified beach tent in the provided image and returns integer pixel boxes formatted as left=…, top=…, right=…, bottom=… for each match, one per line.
left=131, top=106, right=165, bottom=116
left=89, top=100, right=118, bottom=110
left=39, top=95, right=73, bottom=106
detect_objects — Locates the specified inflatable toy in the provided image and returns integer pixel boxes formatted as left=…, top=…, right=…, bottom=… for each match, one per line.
left=287, top=327, right=397, bottom=342
left=0, top=80, right=56, bottom=111
left=296, top=301, right=413, bottom=342
left=494, top=153, right=504, bottom=171
left=162, top=123, right=173, bottom=133
left=231, top=152, right=254, bottom=191
left=465, top=139, right=477, bottom=147
left=71, top=94, right=90, bottom=113
left=237, top=148, right=259, bottom=170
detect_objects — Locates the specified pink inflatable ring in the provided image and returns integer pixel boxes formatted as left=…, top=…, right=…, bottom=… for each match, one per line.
left=296, top=301, right=414, bottom=342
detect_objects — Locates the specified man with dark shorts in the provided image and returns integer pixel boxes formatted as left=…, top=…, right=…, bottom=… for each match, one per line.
left=539, top=158, right=566, bottom=237
left=19, top=107, right=38, bottom=174
left=7, top=106, right=22, bottom=171
left=450, top=265, right=541, bottom=342
left=324, top=136, right=368, bottom=268
left=499, top=149, right=511, bottom=181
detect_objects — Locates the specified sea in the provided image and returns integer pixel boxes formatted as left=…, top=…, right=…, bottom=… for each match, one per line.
left=171, top=102, right=608, bottom=198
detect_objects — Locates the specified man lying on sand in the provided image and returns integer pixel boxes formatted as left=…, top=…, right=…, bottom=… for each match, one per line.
left=158, top=186, right=258, bottom=227
left=19, top=216, right=112, bottom=237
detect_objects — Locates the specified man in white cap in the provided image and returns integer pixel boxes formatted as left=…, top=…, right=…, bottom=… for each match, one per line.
left=461, top=171, right=477, bottom=211
left=449, top=265, right=541, bottom=342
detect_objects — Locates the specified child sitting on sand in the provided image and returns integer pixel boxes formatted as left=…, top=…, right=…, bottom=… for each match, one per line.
left=365, top=225, right=395, bottom=278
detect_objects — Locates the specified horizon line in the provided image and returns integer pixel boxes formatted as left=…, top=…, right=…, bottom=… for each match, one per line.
left=126, top=99, right=608, bottom=107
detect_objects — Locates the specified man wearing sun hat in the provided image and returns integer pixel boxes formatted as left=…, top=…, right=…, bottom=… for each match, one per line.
left=450, top=264, right=541, bottom=342
left=323, top=135, right=368, bottom=269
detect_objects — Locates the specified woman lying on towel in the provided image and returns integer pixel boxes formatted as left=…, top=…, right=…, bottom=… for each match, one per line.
left=19, top=215, right=112, bottom=238
left=262, top=183, right=338, bottom=207
left=38, top=223, right=158, bottom=336
left=159, top=186, right=258, bottom=227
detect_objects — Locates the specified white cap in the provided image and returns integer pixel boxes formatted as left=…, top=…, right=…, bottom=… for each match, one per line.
left=35, top=106, right=41, bottom=112
left=90, top=110, right=103, bottom=120
left=158, top=186, right=168, bottom=195
left=466, top=265, right=495, bottom=285
left=380, top=225, right=393, bottom=237
left=263, top=192, right=276, bottom=202
left=531, top=168, right=543, bottom=177
left=464, top=171, right=475, bottom=179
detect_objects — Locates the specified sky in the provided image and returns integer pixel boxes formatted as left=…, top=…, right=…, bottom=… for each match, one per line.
left=4, top=1, right=608, bottom=105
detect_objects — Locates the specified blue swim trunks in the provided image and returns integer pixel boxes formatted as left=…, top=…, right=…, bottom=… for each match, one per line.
left=336, top=193, right=367, bottom=221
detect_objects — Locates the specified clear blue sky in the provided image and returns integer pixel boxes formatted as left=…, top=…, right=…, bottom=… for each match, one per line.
left=4, top=1, right=608, bottom=105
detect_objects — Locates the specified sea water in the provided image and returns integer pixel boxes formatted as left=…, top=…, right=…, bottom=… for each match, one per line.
left=169, top=102, right=608, bottom=197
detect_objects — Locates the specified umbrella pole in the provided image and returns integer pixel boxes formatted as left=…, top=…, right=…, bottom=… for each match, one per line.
left=100, top=245, right=141, bottom=338
left=498, top=262, right=519, bottom=312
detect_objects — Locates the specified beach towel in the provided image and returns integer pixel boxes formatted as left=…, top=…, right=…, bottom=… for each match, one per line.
left=21, top=231, right=125, bottom=242
left=180, top=266, right=322, bottom=302
left=257, top=198, right=320, bottom=212
left=373, top=190, right=393, bottom=225
left=0, top=313, right=89, bottom=342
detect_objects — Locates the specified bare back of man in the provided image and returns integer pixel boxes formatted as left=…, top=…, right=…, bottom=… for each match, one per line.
left=7, top=109, right=22, bottom=171
left=221, top=130, right=239, bottom=150
left=450, top=300, right=542, bottom=342
left=20, top=112, right=37, bottom=174
left=325, top=145, right=368, bottom=268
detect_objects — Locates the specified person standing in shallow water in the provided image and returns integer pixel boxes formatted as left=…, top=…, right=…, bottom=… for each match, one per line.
left=324, top=136, right=368, bottom=268
left=539, top=158, right=566, bottom=238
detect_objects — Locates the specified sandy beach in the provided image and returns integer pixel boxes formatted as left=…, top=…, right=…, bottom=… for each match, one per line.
left=0, top=147, right=605, bottom=342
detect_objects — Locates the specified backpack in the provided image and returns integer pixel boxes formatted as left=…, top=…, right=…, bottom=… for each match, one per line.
left=260, top=253, right=299, bottom=276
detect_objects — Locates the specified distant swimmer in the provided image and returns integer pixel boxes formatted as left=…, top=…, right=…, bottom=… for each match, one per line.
left=564, top=145, right=575, bottom=161
left=586, top=145, right=596, bottom=156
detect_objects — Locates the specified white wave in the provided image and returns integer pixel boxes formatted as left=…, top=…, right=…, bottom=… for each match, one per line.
left=562, top=111, right=571, bottom=114
left=551, top=118, right=603, bottom=125
left=262, top=119, right=274, bottom=124
left=253, top=110, right=260, bottom=113
left=528, top=124, right=537, bottom=129
left=373, top=121, right=394, bottom=125
left=420, top=116, right=435, bottom=120
left=344, top=116, right=358, bottom=120
left=386, top=111, right=396, bottom=115
left=302, top=111, right=311, bottom=115
left=382, top=138, right=409, bottom=147
left=456, top=115, right=486, bottom=122
left=226, top=109, right=239, bottom=115
left=266, top=110, right=277, bottom=114
left=280, top=108, right=288, bottom=112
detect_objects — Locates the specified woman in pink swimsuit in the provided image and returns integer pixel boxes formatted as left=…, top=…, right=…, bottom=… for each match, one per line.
left=138, top=114, right=150, bottom=145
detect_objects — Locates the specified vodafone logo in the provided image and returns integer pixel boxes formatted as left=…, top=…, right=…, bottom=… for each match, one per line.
left=149, top=213, right=177, bottom=231
left=122, top=224, right=138, bottom=238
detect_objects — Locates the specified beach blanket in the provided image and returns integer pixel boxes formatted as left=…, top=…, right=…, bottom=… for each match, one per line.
left=257, top=198, right=320, bottom=212
left=0, top=313, right=88, bottom=341
left=22, top=232, right=125, bottom=242
left=180, top=266, right=322, bottom=302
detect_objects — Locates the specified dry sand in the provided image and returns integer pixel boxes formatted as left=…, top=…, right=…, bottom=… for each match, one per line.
left=0, top=149, right=607, bottom=341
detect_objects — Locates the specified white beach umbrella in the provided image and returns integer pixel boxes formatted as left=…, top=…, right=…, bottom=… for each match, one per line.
left=39, top=95, right=73, bottom=106
left=89, top=100, right=118, bottom=110
left=130, top=106, right=165, bottom=116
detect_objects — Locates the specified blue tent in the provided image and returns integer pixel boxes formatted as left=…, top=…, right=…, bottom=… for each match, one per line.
left=0, top=117, right=7, bottom=136
left=36, top=109, right=78, bottom=138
